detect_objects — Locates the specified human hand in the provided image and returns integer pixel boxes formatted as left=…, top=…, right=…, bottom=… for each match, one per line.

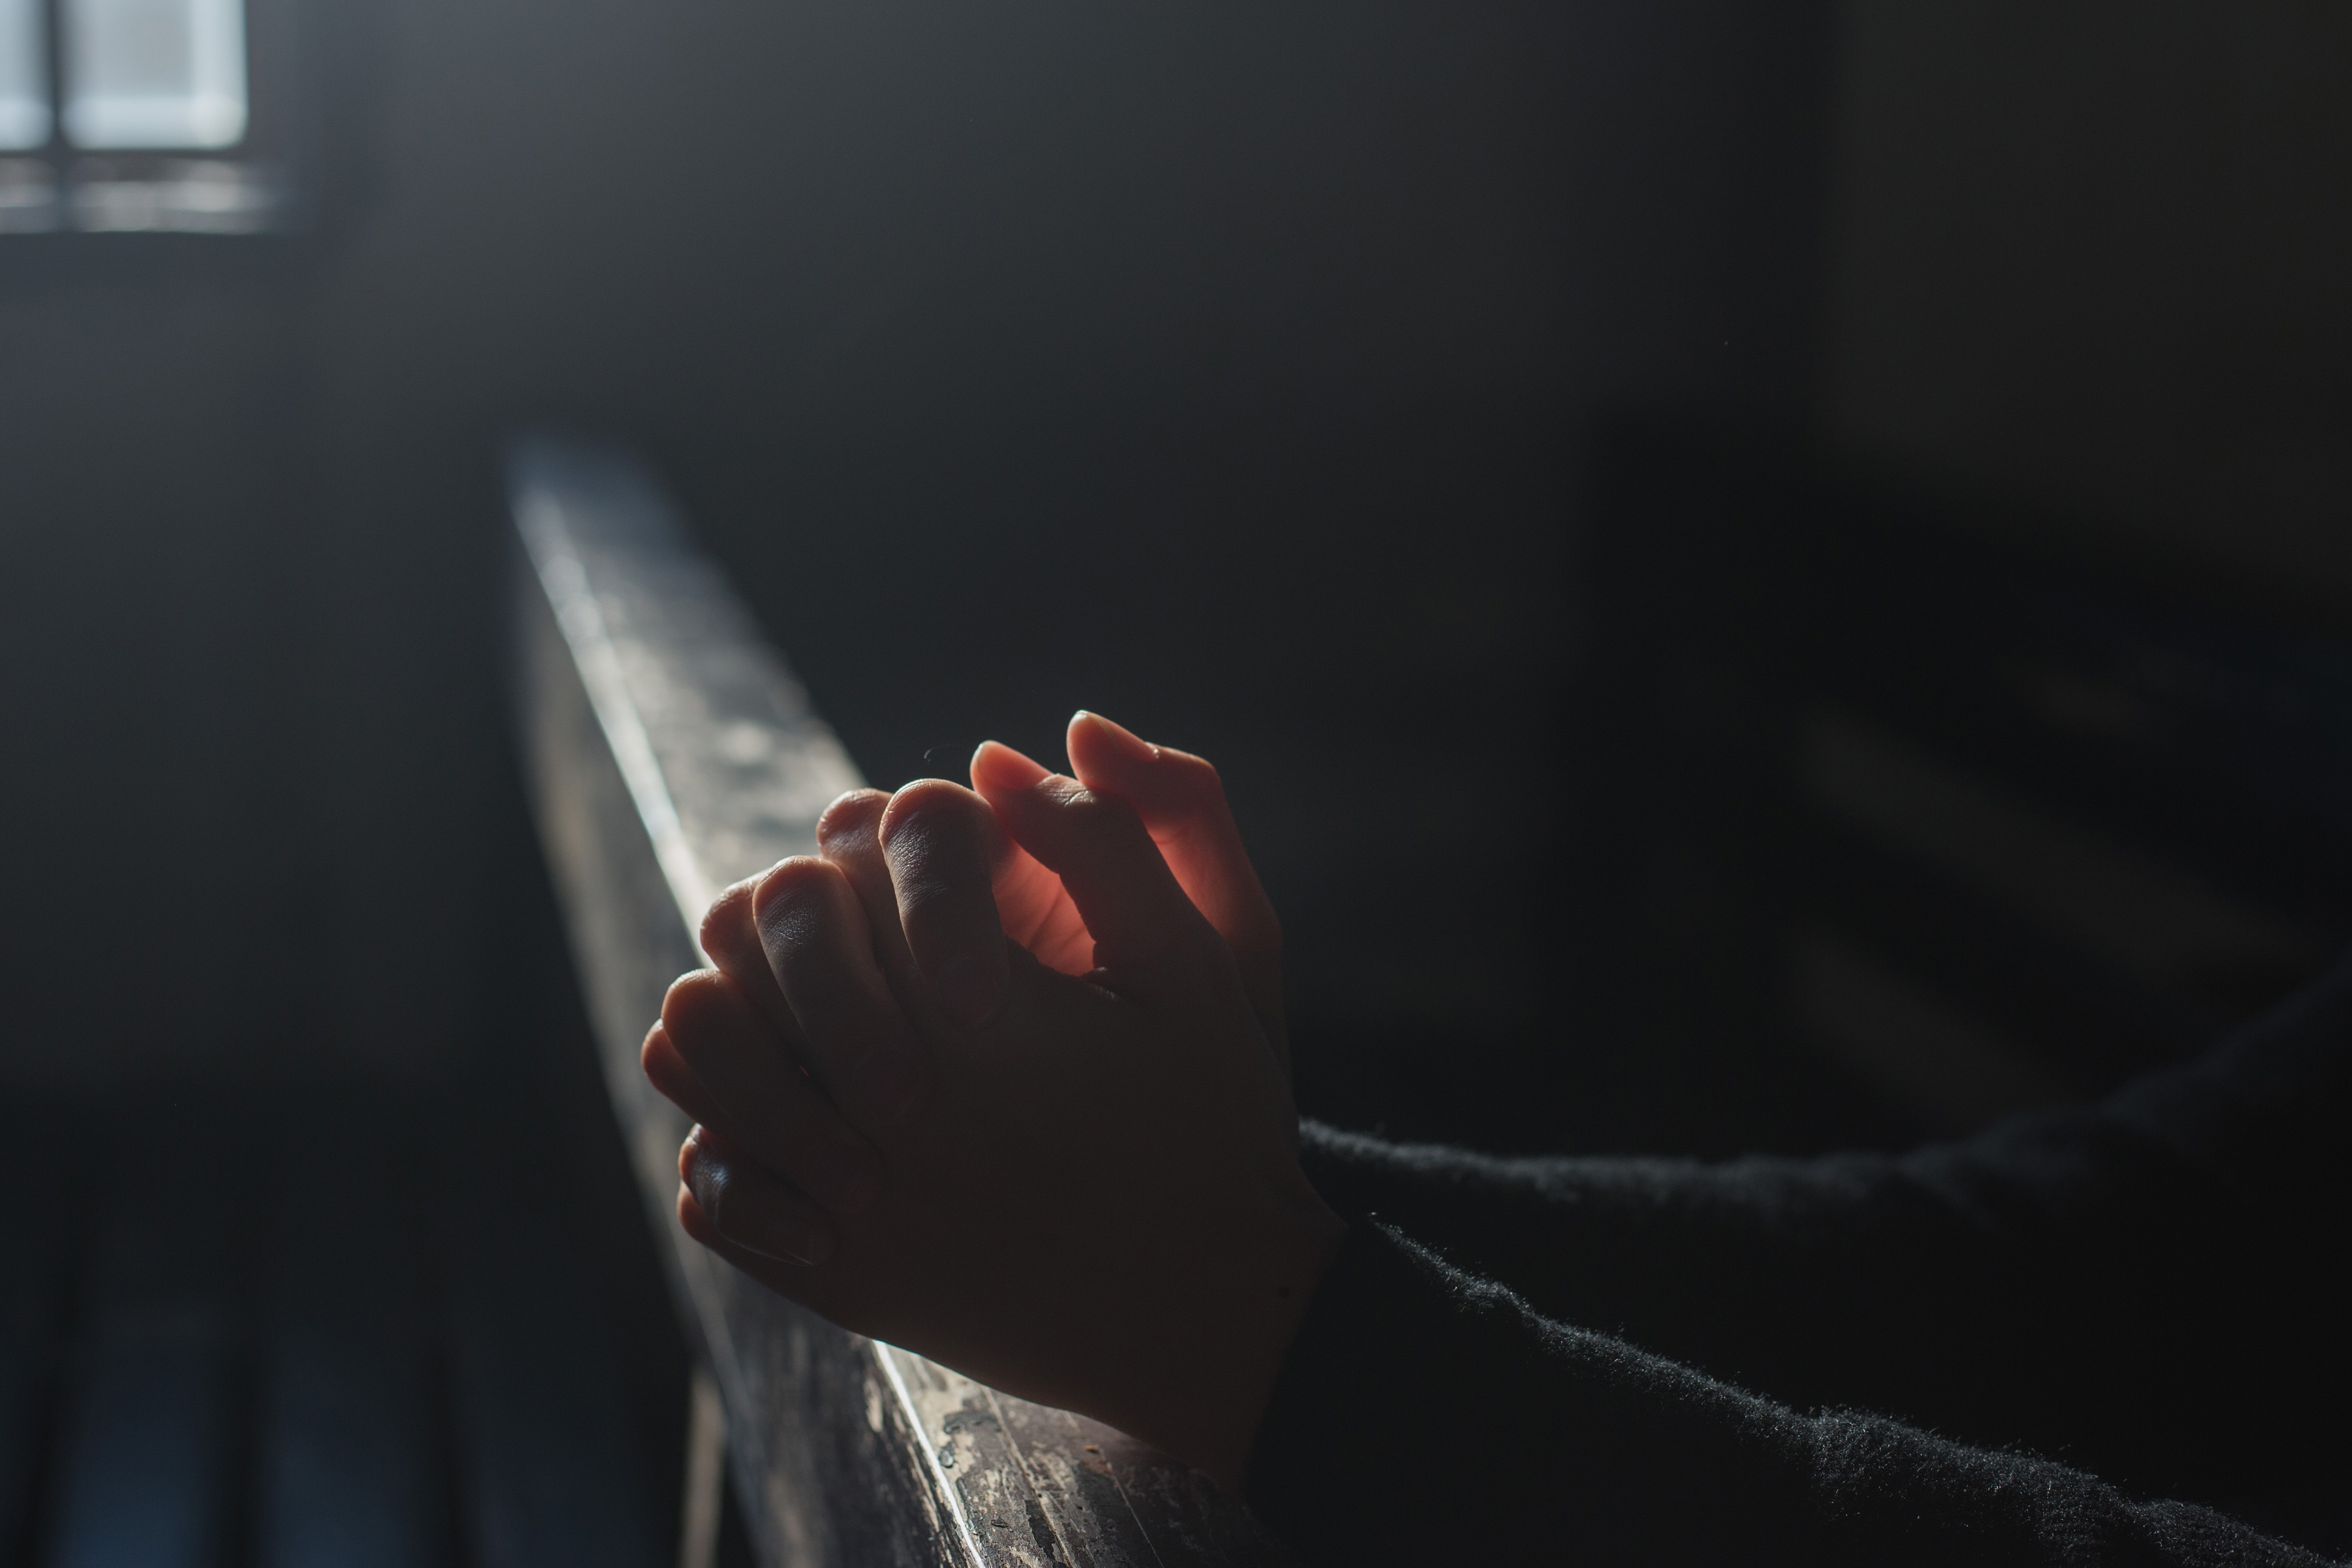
left=924, top=711, right=1289, bottom=1071
left=640, top=717, right=1342, bottom=1486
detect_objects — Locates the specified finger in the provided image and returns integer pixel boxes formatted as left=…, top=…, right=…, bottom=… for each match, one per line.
left=659, top=969, right=882, bottom=1215
left=877, top=780, right=1011, bottom=1031
left=677, top=1183, right=853, bottom=1325
left=699, top=875, right=798, bottom=1038
left=969, top=741, right=1224, bottom=994
left=1064, top=712, right=1286, bottom=1045
left=815, top=789, right=919, bottom=994
left=754, top=857, right=928, bottom=1127
left=641, top=1021, right=731, bottom=1130
left=957, top=743, right=1105, bottom=975
left=681, top=1126, right=836, bottom=1266
left=1064, top=712, right=1281, bottom=962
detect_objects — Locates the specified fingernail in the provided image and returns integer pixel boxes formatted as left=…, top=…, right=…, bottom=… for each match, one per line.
left=683, top=1136, right=721, bottom=1211
left=853, top=1045, right=923, bottom=1122
left=1075, top=711, right=1152, bottom=758
left=931, top=951, right=1005, bottom=1030
left=803, top=1143, right=878, bottom=1216
left=972, top=740, right=1049, bottom=790
left=752, top=1210, right=834, bottom=1267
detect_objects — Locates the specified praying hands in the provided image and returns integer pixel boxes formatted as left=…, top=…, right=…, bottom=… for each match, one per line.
left=640, top=712, right=1346, bottom=1486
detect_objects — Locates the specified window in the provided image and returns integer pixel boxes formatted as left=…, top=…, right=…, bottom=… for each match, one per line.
left=0, top=0, right=290, bottom=233
left=0, top=0, right=48, bottom=151
left=64, top=0, right=249, bottom=150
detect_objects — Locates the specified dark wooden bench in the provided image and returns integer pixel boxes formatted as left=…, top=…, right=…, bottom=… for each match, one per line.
left=508, top=435, right=1284, bottom=1568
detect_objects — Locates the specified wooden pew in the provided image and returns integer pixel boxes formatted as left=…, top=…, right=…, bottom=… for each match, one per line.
left=508, top=435, right=1283, bottom=1568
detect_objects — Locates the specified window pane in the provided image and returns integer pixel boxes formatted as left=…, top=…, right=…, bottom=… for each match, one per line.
left=0, top=0, right=51, bottom=151
left=63, top=0, right=245, bottom=150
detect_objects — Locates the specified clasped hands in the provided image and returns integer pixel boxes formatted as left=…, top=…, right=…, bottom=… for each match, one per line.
left=640, top=712, right=1345, bottom=1486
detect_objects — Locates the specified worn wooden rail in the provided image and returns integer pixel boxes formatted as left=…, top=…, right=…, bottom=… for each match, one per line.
left=508, top=436, right=1283, bottom=1568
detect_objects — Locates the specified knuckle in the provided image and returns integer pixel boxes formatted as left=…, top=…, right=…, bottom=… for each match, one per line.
left=878, top=779, right=978, bottom=847
left=755, top=856, right=839, bottom=925
left=762, top=853, right=834, bottom=896
left=759, top=918, right=857, bottom=1016
left=816, top=789, right=890, bottom=848
left=698, top=877, right=759, bottom=957
left=660, top=969, right=732, bottom=1033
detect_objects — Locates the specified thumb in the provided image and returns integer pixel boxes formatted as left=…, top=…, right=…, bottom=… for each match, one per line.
left=1063, top=712, right=1286, bottom=1053
left=969, top=741, right=1226, bottom=998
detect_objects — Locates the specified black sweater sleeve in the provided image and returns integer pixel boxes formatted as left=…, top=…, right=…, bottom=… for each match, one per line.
left=1247, top=1222, right=2336, bottom=1566
left=1250, top=953, right=2352, bottom=1561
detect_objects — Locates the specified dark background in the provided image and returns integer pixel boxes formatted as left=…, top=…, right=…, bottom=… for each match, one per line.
left=11, top=0, right=2346, bottom=1119
left=2, top=0, right=2350, bottom=1558
left=2, top=0, right=1832, bottom=1099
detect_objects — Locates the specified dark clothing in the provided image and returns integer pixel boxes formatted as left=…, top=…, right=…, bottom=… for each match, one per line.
left=1248, top=955, right=2352, bottom=1564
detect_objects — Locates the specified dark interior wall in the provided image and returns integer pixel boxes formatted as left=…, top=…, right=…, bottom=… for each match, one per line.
left=2, top=0, right=2342, bottom=1176
left=12, top=0, right=2336, bottom=1148
left=0, top=247, right=324, bottom=1090
left=1820, top=0, right=2352, bottom=607
left=0, top=0, right=1839, bottom=1090
left=4, top=0, right=1841, bottom=1112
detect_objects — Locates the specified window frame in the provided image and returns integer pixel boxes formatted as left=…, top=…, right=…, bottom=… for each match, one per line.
left=0, top=0, right=304, bottom=236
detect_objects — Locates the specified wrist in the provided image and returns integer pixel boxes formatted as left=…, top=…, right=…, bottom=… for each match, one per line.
left=1133, top=1182, right=1346, bottom=1489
